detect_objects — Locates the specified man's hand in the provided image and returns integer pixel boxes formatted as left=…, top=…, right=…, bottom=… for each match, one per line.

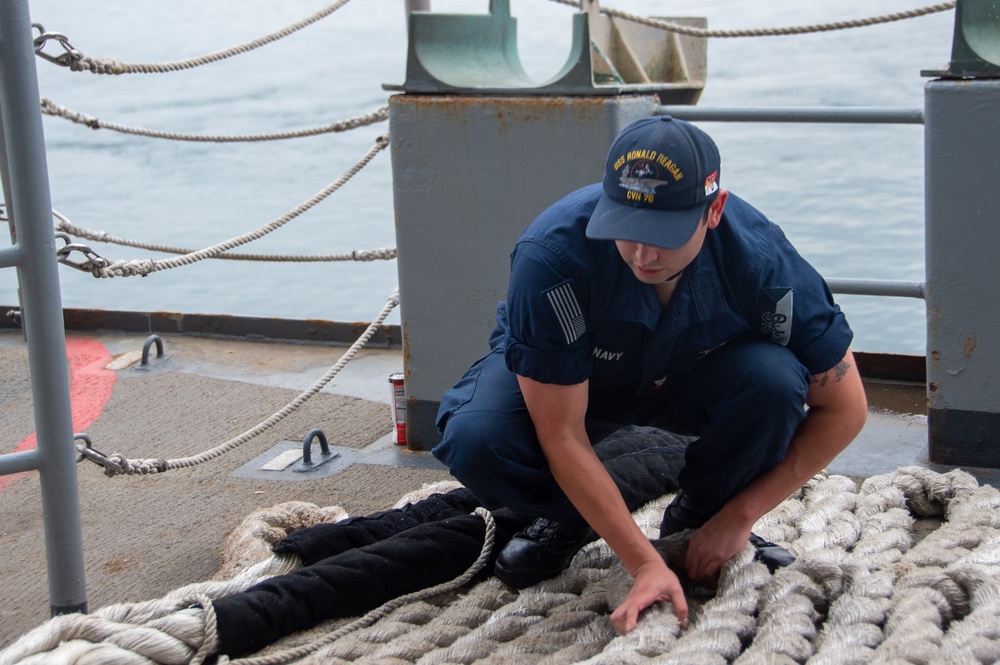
left=610, top=558, right=689, bottom=634
left=684, top=508, right=753, bottom=587
left=685, top=349, right=868, bottom=587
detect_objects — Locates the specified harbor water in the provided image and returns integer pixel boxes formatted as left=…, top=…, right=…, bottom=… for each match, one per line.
left=3, top=0, right=955, bottom=355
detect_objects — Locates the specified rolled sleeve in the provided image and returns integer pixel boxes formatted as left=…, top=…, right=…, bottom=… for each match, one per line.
left=755, top=230, right=854, bottom=375
left=791, top=307, right=854, bottom=375
left=502, top=240, right=594, bottom=385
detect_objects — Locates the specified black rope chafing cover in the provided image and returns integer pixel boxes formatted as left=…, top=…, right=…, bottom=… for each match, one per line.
left=213, top=427, right=686, bottom=657
left=214, top=513, right=504, bottom=657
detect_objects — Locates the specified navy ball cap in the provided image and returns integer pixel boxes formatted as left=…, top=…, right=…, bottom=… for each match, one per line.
left=586, top=116, right=721, bottom=248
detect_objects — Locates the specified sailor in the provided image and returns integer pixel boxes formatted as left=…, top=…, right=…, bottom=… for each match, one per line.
left=432, top=116, right=868, bottom=633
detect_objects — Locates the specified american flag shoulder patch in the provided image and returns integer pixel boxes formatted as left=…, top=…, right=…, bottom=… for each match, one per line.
left=544, top=282, right=586, bottom=345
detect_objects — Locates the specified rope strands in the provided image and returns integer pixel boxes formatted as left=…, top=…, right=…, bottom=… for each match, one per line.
left=84, top=133, right=388, bottom=279
left=4, top=467, right=999, bottom=664
left=549, top=0, right=956, bottom=38
left=39, top=98, right=389, bottom=143
left=96, top=289, right=398, bottom=477
left=38, top=0, right=354, bottom=74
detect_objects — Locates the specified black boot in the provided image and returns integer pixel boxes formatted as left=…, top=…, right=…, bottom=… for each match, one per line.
left=494, top=518, right=598, bottom=588
left=659, top=490, right=711, bottom=537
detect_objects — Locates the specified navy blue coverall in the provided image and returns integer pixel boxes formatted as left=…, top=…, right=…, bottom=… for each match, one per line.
left=433, top=184, right=854, bottom=526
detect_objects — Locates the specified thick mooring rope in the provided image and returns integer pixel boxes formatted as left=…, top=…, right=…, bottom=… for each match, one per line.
left=3, top=467, right=996, bottom=664
left=102, top=289, right=398, bottom=477
left=0, top=504, right=496, bottom=665
left=40, top=99, right=388, bottom=143
left=60, top=0, right=354, bottom=75
left=553, top=0, right=956, bottom=38
left=87, top=133, right=387, bottom=279
left=218, top=507, right=497, bottom=665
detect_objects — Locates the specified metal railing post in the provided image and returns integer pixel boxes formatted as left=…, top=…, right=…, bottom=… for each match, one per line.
left=923, top=87, right=1000, bottom=467
left=0, top=0, right=87, bottom=615
left=922, top=0, right=1000, bottom=468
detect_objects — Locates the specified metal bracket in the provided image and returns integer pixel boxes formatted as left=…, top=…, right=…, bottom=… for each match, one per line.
left=384, top=0, right=706, bottom=103
left=75, top=433, right=124, bottom=475
left=31, top=24, right=82, bottom=68
left=922, top=0, right=1000, bottom=78
left=54, top=233, right=108, bottom=274
left=293, top=429, right=339, bottom=472
left=258, top=430, right=341, bottom=474
left=137, top=334, right=170, bottom=369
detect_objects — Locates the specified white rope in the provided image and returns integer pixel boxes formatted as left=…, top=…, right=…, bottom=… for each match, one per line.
left=89, top=133, right=388, bottom=279
left=54, top=211, right=396, bottom=264
left=40, top=98, right=388, bottom=143
left=0, top=554, right=302, bottom=665
left=552, top=0, right=956, bottom=38
left=65, top=0, right=354, bottom=74
left=0, top=505, right=498, bottom=665
left=103, top=288, right=398, bottom=476
left=2, top=469, right=998, bottom=664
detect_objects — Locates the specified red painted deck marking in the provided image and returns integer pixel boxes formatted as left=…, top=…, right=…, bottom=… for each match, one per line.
left=0, top=337, right=116, bottom=492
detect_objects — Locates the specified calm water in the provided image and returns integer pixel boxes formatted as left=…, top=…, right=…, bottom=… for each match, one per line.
left=5, top=0, right=955, bottom=354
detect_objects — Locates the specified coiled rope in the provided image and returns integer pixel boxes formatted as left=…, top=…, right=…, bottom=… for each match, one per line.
left=40, top=98, right=388, bottom=143
left=84, top=133, right=388, bottom=279
left=64, top=0, right=354, bottom=75
left=101, top=288, right=398, bottom=476
left=552, top=0, right=956, bottom=38
left=1, top=468, right=997, bottom=664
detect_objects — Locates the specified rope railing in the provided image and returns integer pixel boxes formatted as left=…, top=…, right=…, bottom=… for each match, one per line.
left=32, top=0, right=957, bottom=78
left=57, top=133, right=389, bottom=278
left=82, top=288, right=399, bottom=477
left=32, top=0, right=354, bottom=74
left=40, top=98, right=389, bottom=143
left=552, top=0, right=956, bottom=38
left=53, top=210, right=396, bottom=264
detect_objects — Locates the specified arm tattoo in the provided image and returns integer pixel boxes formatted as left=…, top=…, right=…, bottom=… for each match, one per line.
left=811, top=360, right=851, bottom=387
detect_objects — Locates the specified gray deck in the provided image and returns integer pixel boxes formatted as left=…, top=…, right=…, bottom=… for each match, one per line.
left=0, top=328, right=996, bottom=650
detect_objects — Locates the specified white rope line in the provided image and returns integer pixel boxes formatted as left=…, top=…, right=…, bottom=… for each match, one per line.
left=1, top=469, right=998, bottom=664
left=0, top=506, right=495, bottom=665
left=65, top=0, right=354, bottom=74
left=54, top=211, right=395, bottom=263
left=0, top=553, right=303, bottom=665
left=102, top=289, right=399, bottom=476
left=552, top=0, right=956, bottom=38
left=40, top=98, right=388, bottom=143
left=88, top=133, right=388, bottom=278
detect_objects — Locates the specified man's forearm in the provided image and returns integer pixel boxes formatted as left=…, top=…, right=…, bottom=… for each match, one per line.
left=542, top=436, right=663, bottom=575
left=718, top=396, right=867, bottom=529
